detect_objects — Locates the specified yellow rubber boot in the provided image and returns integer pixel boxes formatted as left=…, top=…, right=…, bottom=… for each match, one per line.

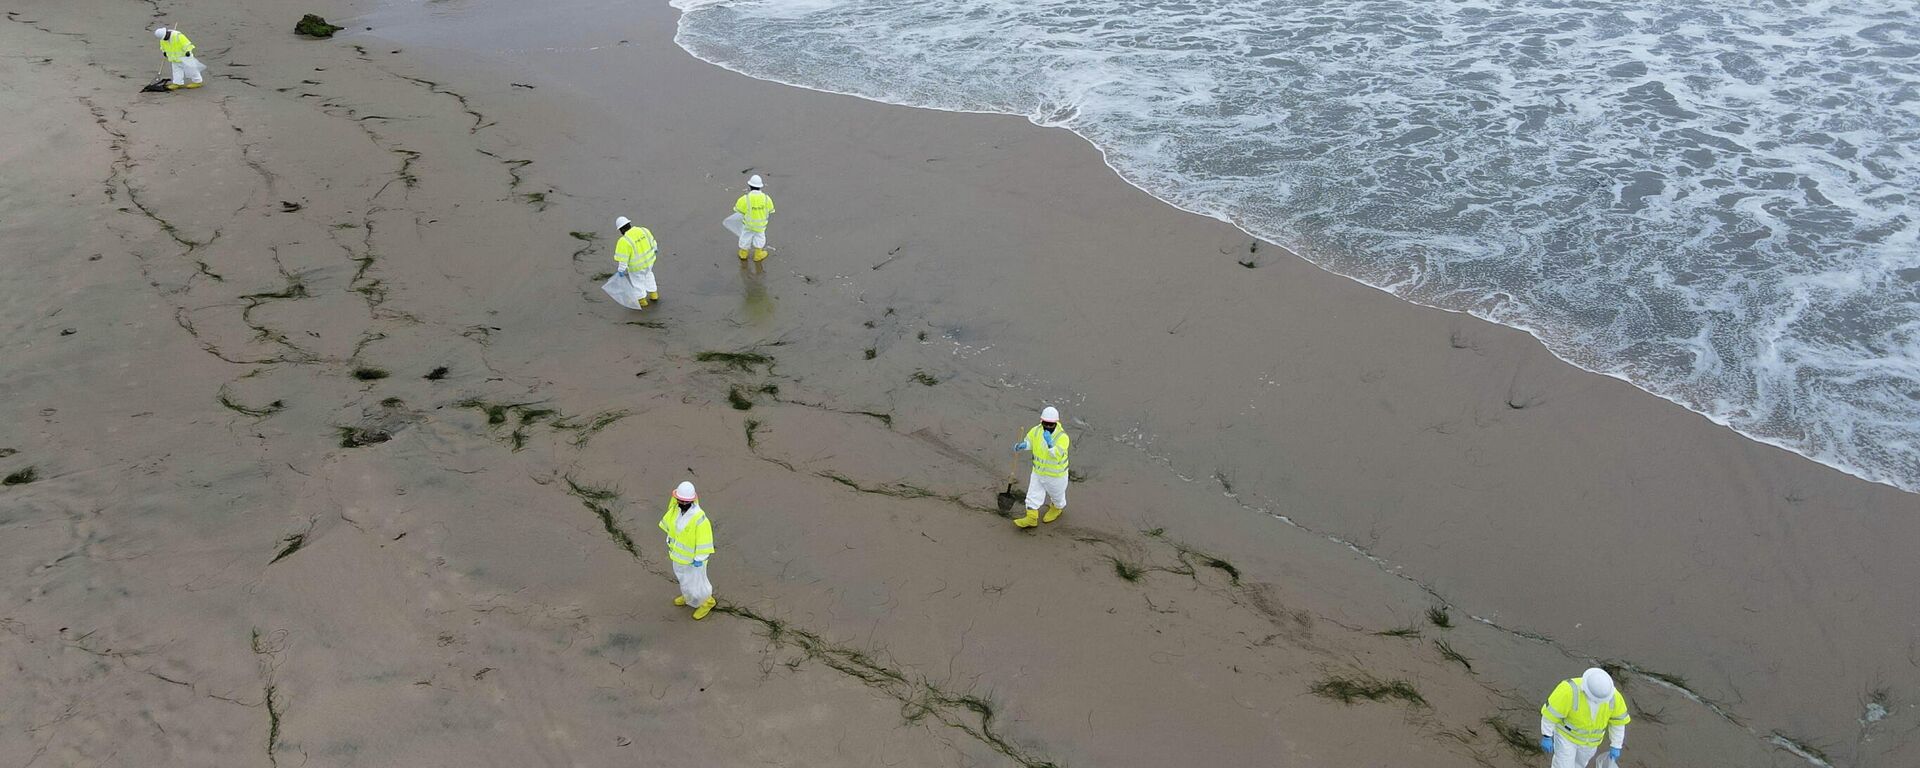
left=1014, top=509, right=1040, bottom=528
left=637, top=298, right=649, bottom=308
left=165, top=83, right=184, bottom=90
left=738, top=249, right=749, bottom=260
left=692, top=597, right=716, bottom=620
left=1042, top=505, right=1063, bottom=523
left=648, top=291, right=660, bottom=302
left=673, top=595, right=687, bottom=606
left=753, top=248, right=769, bottom=262
left=184, top=82, right=203, bottom=89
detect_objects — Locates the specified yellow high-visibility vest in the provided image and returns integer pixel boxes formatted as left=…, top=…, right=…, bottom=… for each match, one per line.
left=160, top=32, right=195, bottom=62
left=1541, top=679, right=1630, bottom=747
left=658, top=500, right=715, bottom=566
left=734, top=191, right=775, bottom=232
left=1025, top=424, right=1070, bottom=479
left=615, top=226, right=658, bottom=271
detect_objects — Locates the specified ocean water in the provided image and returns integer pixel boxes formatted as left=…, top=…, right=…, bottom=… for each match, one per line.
left=671, top=0, right=1920, bottom=491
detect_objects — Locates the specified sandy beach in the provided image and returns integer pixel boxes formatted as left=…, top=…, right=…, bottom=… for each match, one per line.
left=3, top=0, right=1915, bottom=766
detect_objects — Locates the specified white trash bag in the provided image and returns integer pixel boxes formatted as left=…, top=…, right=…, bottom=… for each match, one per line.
left=601, top=272, right=646, bottom=310
left=722, top=212, right=745, bottom=238
left=673, top=561, right=713, bottom=605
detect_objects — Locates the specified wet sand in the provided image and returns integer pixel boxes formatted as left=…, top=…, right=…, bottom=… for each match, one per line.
left=2, top=0, right=1915, bottom=766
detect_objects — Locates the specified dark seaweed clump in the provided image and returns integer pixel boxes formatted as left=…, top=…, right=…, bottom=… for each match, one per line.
left=294, top=14, right=344, bottom=38
left=1310, top=675, right=1427, bottom=707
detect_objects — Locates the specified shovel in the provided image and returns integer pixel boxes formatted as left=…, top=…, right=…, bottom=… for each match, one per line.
left=996, top=443, right=1025, bottom=516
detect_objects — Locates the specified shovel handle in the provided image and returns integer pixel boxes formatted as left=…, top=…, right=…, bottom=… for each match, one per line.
left=1005, top=444, right=1021, bottom=491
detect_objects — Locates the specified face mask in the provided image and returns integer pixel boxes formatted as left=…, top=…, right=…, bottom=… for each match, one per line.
left=1042, top=422, right=1056, bottom=433
left=677, top=500, right=693, bottom=512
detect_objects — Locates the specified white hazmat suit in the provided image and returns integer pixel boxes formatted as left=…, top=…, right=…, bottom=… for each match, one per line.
left=1541, top=669, right=1626, bottom=768
left=154, top=27, right=206, bottom=87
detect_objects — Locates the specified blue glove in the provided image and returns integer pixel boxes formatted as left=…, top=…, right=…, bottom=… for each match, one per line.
left=615, top=267, right=628, bottom=276
left=1014, top=440, right=1030, bottom=451
left=1610, top=747, right=1621, bottom=760
left=1539, top=736, right=1553, bottom=754
left=692, top=559, right=705, bottom=568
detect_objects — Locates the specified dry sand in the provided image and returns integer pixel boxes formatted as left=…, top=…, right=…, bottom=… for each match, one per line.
left=2, top=0, right=1915, bottom=766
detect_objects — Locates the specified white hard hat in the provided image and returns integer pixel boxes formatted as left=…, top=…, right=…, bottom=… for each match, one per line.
left=674, top=481, right=698, bottom=501
left=614, top=216, right=631, bottom=229
left=748, top=174, right=764, bottom=189
left=1040, top=406, right=1060, bottom=423
left=1581, top=668, right=1615, bottom=701
left=154, top=27, right=169, bottom=39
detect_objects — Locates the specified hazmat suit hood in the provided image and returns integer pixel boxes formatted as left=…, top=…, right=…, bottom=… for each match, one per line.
left=1580, top=668, right=1615, bottom=718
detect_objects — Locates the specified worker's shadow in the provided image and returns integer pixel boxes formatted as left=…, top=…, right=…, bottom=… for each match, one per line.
left=738, top=259, right=774, bottom=327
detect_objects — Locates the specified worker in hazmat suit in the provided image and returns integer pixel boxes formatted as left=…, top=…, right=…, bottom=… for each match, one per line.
left=659, top=482, right=717, bottom=620
left=1011, top=407, right=1071, bottom=529
left=612, top=216, right=660, bottom=308
left=153, top=27, right=206, bottom=90
left=1540, top=668, right=1631, bottom=768
left=733, top=174, right=776, bottom=262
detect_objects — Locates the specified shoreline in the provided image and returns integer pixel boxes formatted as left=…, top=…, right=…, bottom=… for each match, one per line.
left=667, top=1, right=1917, bottom=496
left=0, top=0, right=1913, bottom=765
